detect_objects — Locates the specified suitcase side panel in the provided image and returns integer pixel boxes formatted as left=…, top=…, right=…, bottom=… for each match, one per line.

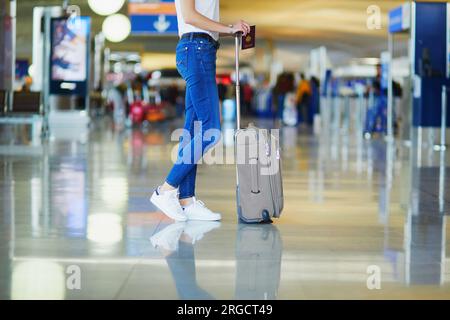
left=270, top=134, right=284, bottom=217
left=236, top=129, right=274, bottom=223
left=235, top=127, right=284, bottom=222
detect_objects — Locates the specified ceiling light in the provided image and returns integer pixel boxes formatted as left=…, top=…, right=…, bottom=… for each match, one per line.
left=28, top=64, right=35, bottom=77
left=88, top=0, right=125, bottom=16
left=102, top=14, right=131, bottom=43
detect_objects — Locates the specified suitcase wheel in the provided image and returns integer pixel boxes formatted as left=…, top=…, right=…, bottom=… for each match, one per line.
left=262, top=210, right=273, bottom=224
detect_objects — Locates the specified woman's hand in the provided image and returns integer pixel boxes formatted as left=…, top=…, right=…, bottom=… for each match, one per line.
left=231, top=20, right=251, bottom=36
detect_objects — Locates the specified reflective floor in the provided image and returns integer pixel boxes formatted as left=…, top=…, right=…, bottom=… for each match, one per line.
left=1, top=118, right=450, bottom=300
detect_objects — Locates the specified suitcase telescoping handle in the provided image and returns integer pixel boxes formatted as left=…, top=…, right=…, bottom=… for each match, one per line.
left=234, top=32, right=242, bottom=130
left=234, top=32, right=243, bottom=186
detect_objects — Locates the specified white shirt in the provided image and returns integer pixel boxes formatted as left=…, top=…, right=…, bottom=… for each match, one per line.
left=175, top=0, right=220, bottom=41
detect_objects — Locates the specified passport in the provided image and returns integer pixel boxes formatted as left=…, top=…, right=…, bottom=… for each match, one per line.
left=241, top=25, right=256, bottom=50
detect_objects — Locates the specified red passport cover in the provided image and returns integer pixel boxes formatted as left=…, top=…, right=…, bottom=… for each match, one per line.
left=241, top=25, right=256, bottom=50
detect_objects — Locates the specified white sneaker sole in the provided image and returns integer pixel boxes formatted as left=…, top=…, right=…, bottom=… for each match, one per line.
left=150, top=193, right=187, bottom=222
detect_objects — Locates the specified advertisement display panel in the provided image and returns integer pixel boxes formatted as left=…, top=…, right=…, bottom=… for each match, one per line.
left=49, top=16, right=91, bottom=95
left=447, top=3, right=450, bottom=78
left=0, top=14, right=13, bottom=90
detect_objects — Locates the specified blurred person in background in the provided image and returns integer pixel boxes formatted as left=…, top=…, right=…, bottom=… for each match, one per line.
left=309, top=76, right=320, bottom=124
left=242, top=81, right=253, bottom=116
left=217, top=82, right=227, bottom=105
left=217, top=81, right=227, bottom=121
left=150, top=0, right=250, bottom=223
left=175, top=88, right=186, bottom=118
left=167, top=84, right=180, bottom=106
left=107, top=83, right=127, bottom=130
left=272, top=75, right=282, bottom=120
left=273, top=72, right=294, bottom=122
left=20, top=76, right=33, bottom=92
left=295, top=73, right=312, bottom=125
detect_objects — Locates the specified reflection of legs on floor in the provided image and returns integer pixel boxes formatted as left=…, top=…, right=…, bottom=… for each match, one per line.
left=150, top=222, right=186, bottom=252
left=150, top=222, right=220, bottom=299
left=166, top=239, right=215, bottom=300
left=183, top=221, right=221, bottom=243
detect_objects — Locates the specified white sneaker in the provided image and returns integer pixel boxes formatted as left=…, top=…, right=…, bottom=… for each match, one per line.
left=183, top=220, right=221, bottom=244
left=183, top=198, right=222, bottom=221
left=150, top=222, right=186, bottom=251
left=150, top=188, right=187, bottom=222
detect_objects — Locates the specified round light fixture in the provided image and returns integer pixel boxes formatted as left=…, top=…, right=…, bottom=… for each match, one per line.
left=28, top=64, right=35, bottom=77
left=102, top=14, right=131, bottom=43
left=88, top=0, right=125, bottom=16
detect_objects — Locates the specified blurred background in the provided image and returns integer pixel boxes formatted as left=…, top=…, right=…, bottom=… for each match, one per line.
left=1, top=0, right=450, bottom=300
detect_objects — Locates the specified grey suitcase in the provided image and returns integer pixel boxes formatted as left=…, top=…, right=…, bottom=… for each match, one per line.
left=233, top=34, right=284, bottom=224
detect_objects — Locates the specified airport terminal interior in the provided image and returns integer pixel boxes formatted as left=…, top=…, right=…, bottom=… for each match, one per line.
left=1, top=0, right=450, bottom=300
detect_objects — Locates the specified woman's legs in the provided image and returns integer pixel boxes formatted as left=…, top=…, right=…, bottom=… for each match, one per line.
left=178, top=88, right=198, bottom=203
left=165, top=62, right=221, bottom=191
left=152, top=39, right=221, bottom=221
left=159, top=87, right=198, bottom=195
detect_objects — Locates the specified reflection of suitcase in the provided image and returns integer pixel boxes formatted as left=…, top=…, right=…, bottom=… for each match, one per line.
left=233, top=34, right=284, bottom=224
left=235, top=224, right=283, bottom=300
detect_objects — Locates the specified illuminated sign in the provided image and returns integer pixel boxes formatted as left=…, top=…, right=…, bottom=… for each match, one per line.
left=389, top=3, right=410, bottom=33
left=129, top=0, right=178, bottom=35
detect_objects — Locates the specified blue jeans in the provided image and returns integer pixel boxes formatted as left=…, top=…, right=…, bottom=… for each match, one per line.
left=166, top=36, right=221, bottom=199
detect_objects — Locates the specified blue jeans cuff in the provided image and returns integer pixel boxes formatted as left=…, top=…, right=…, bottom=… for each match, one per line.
left=179, top=194, right=195, bottom=200
left=165, top=179, right=179, bottom=189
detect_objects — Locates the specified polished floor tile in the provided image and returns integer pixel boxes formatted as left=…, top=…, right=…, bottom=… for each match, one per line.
left=0, top=119, right=449, bottom=300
